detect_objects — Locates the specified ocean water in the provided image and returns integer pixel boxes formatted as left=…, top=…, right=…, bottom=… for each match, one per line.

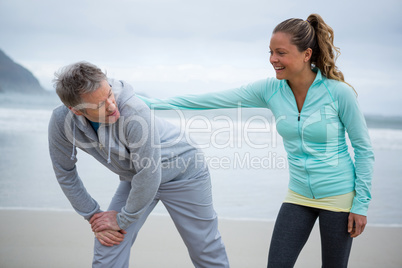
left=0, top=93, right=401, bottom=226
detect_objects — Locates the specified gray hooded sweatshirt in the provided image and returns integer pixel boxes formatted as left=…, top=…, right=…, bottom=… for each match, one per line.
left=48, top=79, right=205, bottom=230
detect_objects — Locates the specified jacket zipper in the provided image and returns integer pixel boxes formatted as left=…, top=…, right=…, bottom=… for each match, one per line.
left=292, top=87, right=315, bottom=199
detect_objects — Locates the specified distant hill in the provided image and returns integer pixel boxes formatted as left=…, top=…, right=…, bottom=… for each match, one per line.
left=0, top=49, right=45, bottom=93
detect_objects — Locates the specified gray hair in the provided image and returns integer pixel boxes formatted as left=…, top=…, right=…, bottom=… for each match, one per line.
left=53, top=61, right=107, bottom=108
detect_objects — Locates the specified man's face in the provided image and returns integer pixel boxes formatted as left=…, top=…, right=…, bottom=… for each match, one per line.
left=70, top=80, right=120, bottom=124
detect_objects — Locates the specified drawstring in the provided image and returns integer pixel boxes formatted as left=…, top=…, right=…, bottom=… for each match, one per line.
left=107, top=126, right=112, bottom=164
left=70, top=123, right=76, bottom=161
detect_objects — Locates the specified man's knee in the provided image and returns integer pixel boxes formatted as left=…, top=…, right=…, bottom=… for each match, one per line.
left=93, top=238, right=130, bottom=268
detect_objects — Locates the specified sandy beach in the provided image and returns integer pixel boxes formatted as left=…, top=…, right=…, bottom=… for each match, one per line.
left=0, top=210, right=401, bottom=267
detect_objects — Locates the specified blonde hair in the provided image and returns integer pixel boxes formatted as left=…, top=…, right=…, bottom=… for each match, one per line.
left=273, top=13, right=355, bottom=91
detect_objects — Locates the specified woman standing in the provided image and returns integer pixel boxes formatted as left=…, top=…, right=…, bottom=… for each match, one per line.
left=140, top=13, right=374, bottom=267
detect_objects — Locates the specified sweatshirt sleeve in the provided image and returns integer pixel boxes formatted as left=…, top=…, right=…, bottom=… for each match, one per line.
left=336, top=84, right=375, bottom=216
left=115, top=101, right=162, bottom=230
left=138, top=78, right=275, bottom=110
left=48, top=110, right=102, bottom=220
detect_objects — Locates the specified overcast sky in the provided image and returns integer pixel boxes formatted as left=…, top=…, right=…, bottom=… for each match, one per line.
left=1, top=0, right=401, bottom=116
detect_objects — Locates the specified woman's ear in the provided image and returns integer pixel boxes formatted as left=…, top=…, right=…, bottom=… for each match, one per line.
left=304, top=48, right=313, bottom=63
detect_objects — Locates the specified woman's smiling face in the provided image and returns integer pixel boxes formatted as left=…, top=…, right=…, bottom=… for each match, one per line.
left=269, top=31, right=311, bottom=82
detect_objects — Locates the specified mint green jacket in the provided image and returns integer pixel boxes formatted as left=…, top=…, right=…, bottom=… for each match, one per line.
left=139, top=69, right=374, bottom=215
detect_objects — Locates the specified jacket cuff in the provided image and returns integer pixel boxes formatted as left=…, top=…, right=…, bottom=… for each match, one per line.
left=116, top=207, right=140, bottom=230
left=351, top=198, right=369, bottom=216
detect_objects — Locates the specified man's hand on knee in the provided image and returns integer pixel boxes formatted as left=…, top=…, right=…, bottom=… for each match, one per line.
left=90, top=211, right=122, bottom=232
left=95, top=229, right=127, bottom=247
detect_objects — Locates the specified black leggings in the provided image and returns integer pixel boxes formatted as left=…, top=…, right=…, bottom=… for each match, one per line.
left=267, top=203, right=353, bottom=268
